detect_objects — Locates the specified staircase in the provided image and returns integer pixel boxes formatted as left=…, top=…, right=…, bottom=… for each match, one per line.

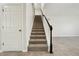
left=28, top=15, right=48, bottom=52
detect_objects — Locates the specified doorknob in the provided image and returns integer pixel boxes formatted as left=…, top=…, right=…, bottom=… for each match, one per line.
left=2, top=42, right=4, bottom=46
left=19, top=29, right=22, bottom=32
left=2, top=9, right=4, bottom=12
left=2, top=26, right=4, bottom=29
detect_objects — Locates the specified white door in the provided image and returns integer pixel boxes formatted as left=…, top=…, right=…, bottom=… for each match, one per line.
left=1, top=4, right=24, bottom=51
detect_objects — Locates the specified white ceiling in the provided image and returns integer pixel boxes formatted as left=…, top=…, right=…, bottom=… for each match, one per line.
left=44, top=3, right=79, bottom=16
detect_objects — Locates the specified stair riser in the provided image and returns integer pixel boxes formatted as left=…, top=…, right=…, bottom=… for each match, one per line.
left=29, top=41, right=47, bottom=44
left=31, top=33, right=45, bottom=35
left=30, top=37, right=46, bottom=39
left=33, top=24, right=43, bottom=26
left=33, top=25, right=43, bottom=27
left=33, top=25, right=43, bottom=26
left=33, top=28, right=44, bottom=29
left=32, top=30, right=44, bottom=32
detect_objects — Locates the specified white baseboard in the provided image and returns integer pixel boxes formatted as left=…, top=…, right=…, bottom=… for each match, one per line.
left=22, top=50, right=28, bottom=52
left=53, top=35, right=79, bottom=37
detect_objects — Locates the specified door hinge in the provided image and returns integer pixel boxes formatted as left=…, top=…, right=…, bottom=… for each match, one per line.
left=2, top=9, right=4, bottom=12
left=2, top=26, right=4, bottom=29
left=2, top=42, right=4, bottom=46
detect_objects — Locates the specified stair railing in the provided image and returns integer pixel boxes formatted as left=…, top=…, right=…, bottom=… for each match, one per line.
left=40, top=9, right=53, bottom=53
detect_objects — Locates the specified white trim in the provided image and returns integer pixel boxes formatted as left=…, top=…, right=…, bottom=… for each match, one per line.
left=22, top=50, right=28, bottom=52
left=53, top=35, right=79, bottom=37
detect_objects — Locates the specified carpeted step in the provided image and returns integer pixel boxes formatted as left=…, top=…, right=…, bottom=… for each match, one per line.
left=30, top=35, right=46, bottom=39
left=31, top=32, right=45, bottom=35
left=29, top=39, right=47, bottom=44
left=28, top=44, right=48, bottom=51
left=32, top=29, right=44, bottom=32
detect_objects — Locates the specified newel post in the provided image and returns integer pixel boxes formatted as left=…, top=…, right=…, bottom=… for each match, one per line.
left=50, top=25, right=53, bottom=53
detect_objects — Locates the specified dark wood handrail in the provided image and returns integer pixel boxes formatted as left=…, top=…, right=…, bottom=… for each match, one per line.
left=40, top=9, right=53, bottom=53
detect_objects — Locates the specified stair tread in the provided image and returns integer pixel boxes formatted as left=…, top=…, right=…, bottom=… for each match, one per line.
left=29, top=44, right=47, bottom=47
left=32, top=31, right=44, bottom=32
left=31, top=35, right=45, bottom=36
left=31, top=32, right=45, bottom=35
left=30, top=39, right=46, bottom=41
left=28, top=47, right=48, bottom=51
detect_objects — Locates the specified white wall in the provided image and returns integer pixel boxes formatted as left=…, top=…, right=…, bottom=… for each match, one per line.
left=25, top=3, right=34, bottom=51
left=0, top=6, right=1, bottom=50
left=0, top=17, right=1, bottom=49
left=34, top=3, right=41, bottom=15
left=21, top=4, right=26, bottom=50
left=53, top=16, right=79, bottom=37
left=43, top=3, right=79, bottom=37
